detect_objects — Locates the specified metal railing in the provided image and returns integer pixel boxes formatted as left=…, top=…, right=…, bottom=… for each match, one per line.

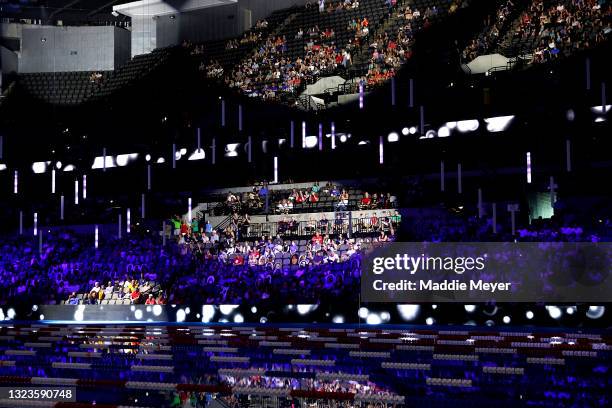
left=234, top=215, right=399, bottom=239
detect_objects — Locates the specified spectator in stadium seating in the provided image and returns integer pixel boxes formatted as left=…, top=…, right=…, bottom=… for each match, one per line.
left=145, top=294, right=156, bottom=305
left=312, top=231, right=324, bottom=246
left=130, top=286, right=141, bottom=304
left=171, top=215, right=181, bottom=236
left=67, top=292, right=79, bottom=305
left=337, top=189, right=349, bottom=210
left=104, top=282, right=113, bottom=298
left=360, top=192, right=372, bottom=208
left=89, top=282, right=101, bottom=303
left=308, top=191, right=320, bottom=204
left=180, top=220, right=189, bottom=236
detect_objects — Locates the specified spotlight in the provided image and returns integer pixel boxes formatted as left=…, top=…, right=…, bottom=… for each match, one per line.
left=401, top=127, right=409, bottom=136
left=526, top=310, right=534, bottom=319
left=366, top=314, right=381, bottom=325
left=397, top=304, right=419, bottom=321
left=586, top=306, right=605, bottom=319
left=546, top=306, right=562, bottom=320
left=220, top=305, right=238, bottom=315
left=387, top=132, right=399, bottom=142
left=437, top=126, right=450, bottom=137
left=297, top=304, right=317, bottom=315
left=456, top=119, right=479, bottom=133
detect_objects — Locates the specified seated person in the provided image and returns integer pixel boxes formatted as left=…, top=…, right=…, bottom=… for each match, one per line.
left=330, top=185, right=340, bottom=197
left=360, top=192, right=372, bottom=208
left=312, top=232, right=324, bottom=245
left=295, top=191, right=306, bottom=204
left=89, top=281, right=101, bottom=302
left=67, top=292, right=80, bottom=305
left=145, top=294, right=156, bottom=305
left=337, top=189, right=349, bottom=209
left=130, top=287, right=141, bottom=304
left=104, top=282, right=114, bottom=298
left=308, top=191, right=320, bottom=203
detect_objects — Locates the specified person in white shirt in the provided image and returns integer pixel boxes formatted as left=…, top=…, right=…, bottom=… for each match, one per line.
left=104, top=282, right=113, bottom=298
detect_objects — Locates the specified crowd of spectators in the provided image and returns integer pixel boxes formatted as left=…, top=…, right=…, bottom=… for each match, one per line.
left=309, top=0, right=361, bottom=13
left=364, top=1, right=456, bottom=85
left=2, top=192, right=607, bottom=306
left=522, top=0, right=611, bottom=64
left=462, top=0, right=515, bottom=62
left=226, top=33, right=350, bottom=99
left=222, top=375, right=396, bottom=400
left=0, top=231, right=182, bottom=305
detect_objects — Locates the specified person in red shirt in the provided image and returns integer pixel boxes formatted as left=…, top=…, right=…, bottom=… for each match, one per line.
left=361, top=192, right=372, bottom=207
left=295, top=191, right=305, bottom=204
left=309, top=192, right=319, bottom=203
left=233, top=255, right=245, bottom=266
left=312, top=232, right=323, bottom=245
left=130, top=287, right=141, bottom=304
left=145, top=294, right=156, bottom=305
left=180, top=220, right=189, bottom=235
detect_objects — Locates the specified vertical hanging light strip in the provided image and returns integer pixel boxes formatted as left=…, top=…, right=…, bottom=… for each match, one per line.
left=82, top=174, right=87, bottom=199
left=526, top=152, right=532, bottom=184
left=331, top=122, right=336, bottom=150
left=74, top=180, right=79, bottom=205
left=359, top=81, right=364, bottom=109
left=51, top=169, right=56, bottom=194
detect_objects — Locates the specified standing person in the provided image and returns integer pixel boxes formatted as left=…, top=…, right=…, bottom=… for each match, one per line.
left=191, top=218, right=199, bottom=235
left=180, top=219, right=189, bottom=236
left=171, top=215, right=181, bottom=237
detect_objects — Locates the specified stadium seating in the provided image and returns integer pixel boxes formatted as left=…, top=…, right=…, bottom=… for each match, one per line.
left=0, top=324, right=608, bottom=407
left=93, top=47, right=175, bottom=98
left=17, top=71, right=109, bottom=105
left=192, top=7, right=300, bottom=70
left=17, top=47, right=175, bottom=105
left=464, top=0, right=611, bottom=64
